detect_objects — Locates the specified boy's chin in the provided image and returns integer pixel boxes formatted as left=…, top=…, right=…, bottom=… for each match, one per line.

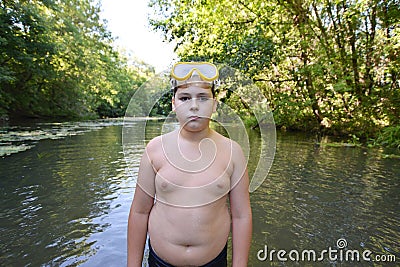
left=182, top=119, right=209, bottom=131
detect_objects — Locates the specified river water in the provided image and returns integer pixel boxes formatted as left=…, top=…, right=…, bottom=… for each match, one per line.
left=0, top=119, right=398, bottom=266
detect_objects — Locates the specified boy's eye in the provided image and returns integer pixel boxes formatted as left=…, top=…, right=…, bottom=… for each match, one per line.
left=178, top=96, right=211, bottom=102
left=179, top=97, right=190, bottom=102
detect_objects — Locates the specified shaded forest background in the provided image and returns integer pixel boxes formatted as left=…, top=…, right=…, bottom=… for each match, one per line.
left=1, top=0, right=399, bottom=148
left=0, top=0, right=154, bottom=120
left=149, top=0, right=399, bottom=148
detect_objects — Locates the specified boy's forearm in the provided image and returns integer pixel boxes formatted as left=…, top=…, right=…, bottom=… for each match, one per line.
left=127, top=212, right=150, bottom=267
left=231, top=215, right=252, bottom=267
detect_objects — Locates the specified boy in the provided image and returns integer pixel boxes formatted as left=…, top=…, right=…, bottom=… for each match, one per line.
left=127, top=62, right=252, bottom=267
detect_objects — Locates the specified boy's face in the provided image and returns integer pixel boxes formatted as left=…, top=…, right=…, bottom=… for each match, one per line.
left=172, top=84, right=217, bottom=131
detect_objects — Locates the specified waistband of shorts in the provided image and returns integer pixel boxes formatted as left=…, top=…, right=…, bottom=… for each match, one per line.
left=148, top=241, right=227, bottom=267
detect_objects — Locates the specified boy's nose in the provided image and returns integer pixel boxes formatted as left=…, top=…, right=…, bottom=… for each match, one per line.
left=190, top=99, right=199, bottom=110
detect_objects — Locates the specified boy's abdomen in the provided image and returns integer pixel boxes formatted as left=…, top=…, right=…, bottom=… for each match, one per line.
left=148, top=199, right=230, bottom=266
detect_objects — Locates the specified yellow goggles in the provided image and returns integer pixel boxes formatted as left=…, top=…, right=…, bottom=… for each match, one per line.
left=171, top=62, right=219, bottom=82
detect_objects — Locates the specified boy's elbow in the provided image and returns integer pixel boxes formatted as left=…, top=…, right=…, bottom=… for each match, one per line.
left=232, top=208, right=252, bottom=221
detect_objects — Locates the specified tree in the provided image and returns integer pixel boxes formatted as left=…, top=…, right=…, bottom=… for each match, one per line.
left=0, top=0, right=154, bottom=120
left=148, top=0, right=400, bottom=142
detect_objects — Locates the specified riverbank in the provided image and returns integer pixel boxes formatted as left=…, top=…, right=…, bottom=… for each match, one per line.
left=1, top=117, right=399, bottom=159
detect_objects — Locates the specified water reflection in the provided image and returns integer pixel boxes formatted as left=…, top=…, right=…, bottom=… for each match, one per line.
left=249, top=132, right=400, bottom=266
left=0, top=121, right=399, bottom=266
left=0, top=124, right=134, bottom=266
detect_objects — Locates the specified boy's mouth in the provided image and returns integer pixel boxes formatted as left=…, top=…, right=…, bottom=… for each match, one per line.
left=188, top=115, right=200, bottom=121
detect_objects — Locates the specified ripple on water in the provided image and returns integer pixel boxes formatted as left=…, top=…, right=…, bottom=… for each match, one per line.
left=1, top=124, right=399, bottom=266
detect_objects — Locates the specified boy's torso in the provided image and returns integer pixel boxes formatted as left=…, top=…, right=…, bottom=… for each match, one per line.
left=147, top=130, right=233, bottom=266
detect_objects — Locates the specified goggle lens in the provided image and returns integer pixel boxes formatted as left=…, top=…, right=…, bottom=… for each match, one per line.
left=171, top=62, right=219, bottom=82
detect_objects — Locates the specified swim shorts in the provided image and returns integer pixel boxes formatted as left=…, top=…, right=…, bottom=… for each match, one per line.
left=148, top=241, right=228, bottom=267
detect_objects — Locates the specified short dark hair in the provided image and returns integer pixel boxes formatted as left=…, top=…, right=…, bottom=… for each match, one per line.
left=172, top=83, right=216, bottom=98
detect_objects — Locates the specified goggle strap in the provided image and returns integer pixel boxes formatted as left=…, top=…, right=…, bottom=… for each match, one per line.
left=170, top=80, right=220, bottom=90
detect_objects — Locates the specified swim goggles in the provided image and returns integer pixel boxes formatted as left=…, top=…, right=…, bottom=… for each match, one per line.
left=170, top=62, right=220, bottom=89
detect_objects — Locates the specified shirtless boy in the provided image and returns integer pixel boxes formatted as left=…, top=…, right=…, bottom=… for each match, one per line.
left=127, top=62, right=252, bottom=267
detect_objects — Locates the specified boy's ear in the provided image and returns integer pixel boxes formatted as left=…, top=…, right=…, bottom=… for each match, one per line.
left=212, top=98, right=217, bottom=113
left=172, top=97, right=176, bottom=111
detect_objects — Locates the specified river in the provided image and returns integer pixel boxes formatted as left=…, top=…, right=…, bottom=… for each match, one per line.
left=0, top=119, right=399, bottom=266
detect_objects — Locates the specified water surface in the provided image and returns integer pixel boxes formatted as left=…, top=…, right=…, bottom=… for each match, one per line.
left=0, top=120, right=398, bottom=266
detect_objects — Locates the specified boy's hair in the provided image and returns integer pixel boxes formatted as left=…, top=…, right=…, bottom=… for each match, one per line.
left=172, top=83, right=216, bottom=98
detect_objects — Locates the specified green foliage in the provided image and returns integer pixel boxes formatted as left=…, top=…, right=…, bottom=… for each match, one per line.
left=148, top=0, right=400, bottom=147
left=372, top=125, right=400, bottom=149
left=150, top=89, right=173, bottom=116
left=0, top=0, right=154, bottom=120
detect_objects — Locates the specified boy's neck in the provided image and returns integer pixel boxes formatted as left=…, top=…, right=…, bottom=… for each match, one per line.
left=179, top=127, right=213, bottom=142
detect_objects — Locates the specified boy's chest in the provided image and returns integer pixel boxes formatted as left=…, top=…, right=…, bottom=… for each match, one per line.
left=156, top=160, right=231, bottom=187
left=152, top=155, right=233, bottom=206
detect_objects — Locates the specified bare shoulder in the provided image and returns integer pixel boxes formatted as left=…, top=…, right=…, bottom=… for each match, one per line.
left=145, top=131, right=175, bottom=155
left=145, top=135, right=161, bottom=155
left=212, top=131, right=248, bottom=187
left=213, top=131, right=245, bottom=160
left=144, top=131, right=179, bottom=169
left=231, top=139, right=245, bottom=156
left=230, top=140, right=246, bottom=168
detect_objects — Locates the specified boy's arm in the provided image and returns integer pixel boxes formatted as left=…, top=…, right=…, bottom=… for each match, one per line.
left=229, top=142, right=252, bottom=267
left=127, top=146, right=156, bottom=267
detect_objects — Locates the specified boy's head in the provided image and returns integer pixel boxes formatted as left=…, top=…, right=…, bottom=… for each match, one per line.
left=170, top=62, right=219, bottom=97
